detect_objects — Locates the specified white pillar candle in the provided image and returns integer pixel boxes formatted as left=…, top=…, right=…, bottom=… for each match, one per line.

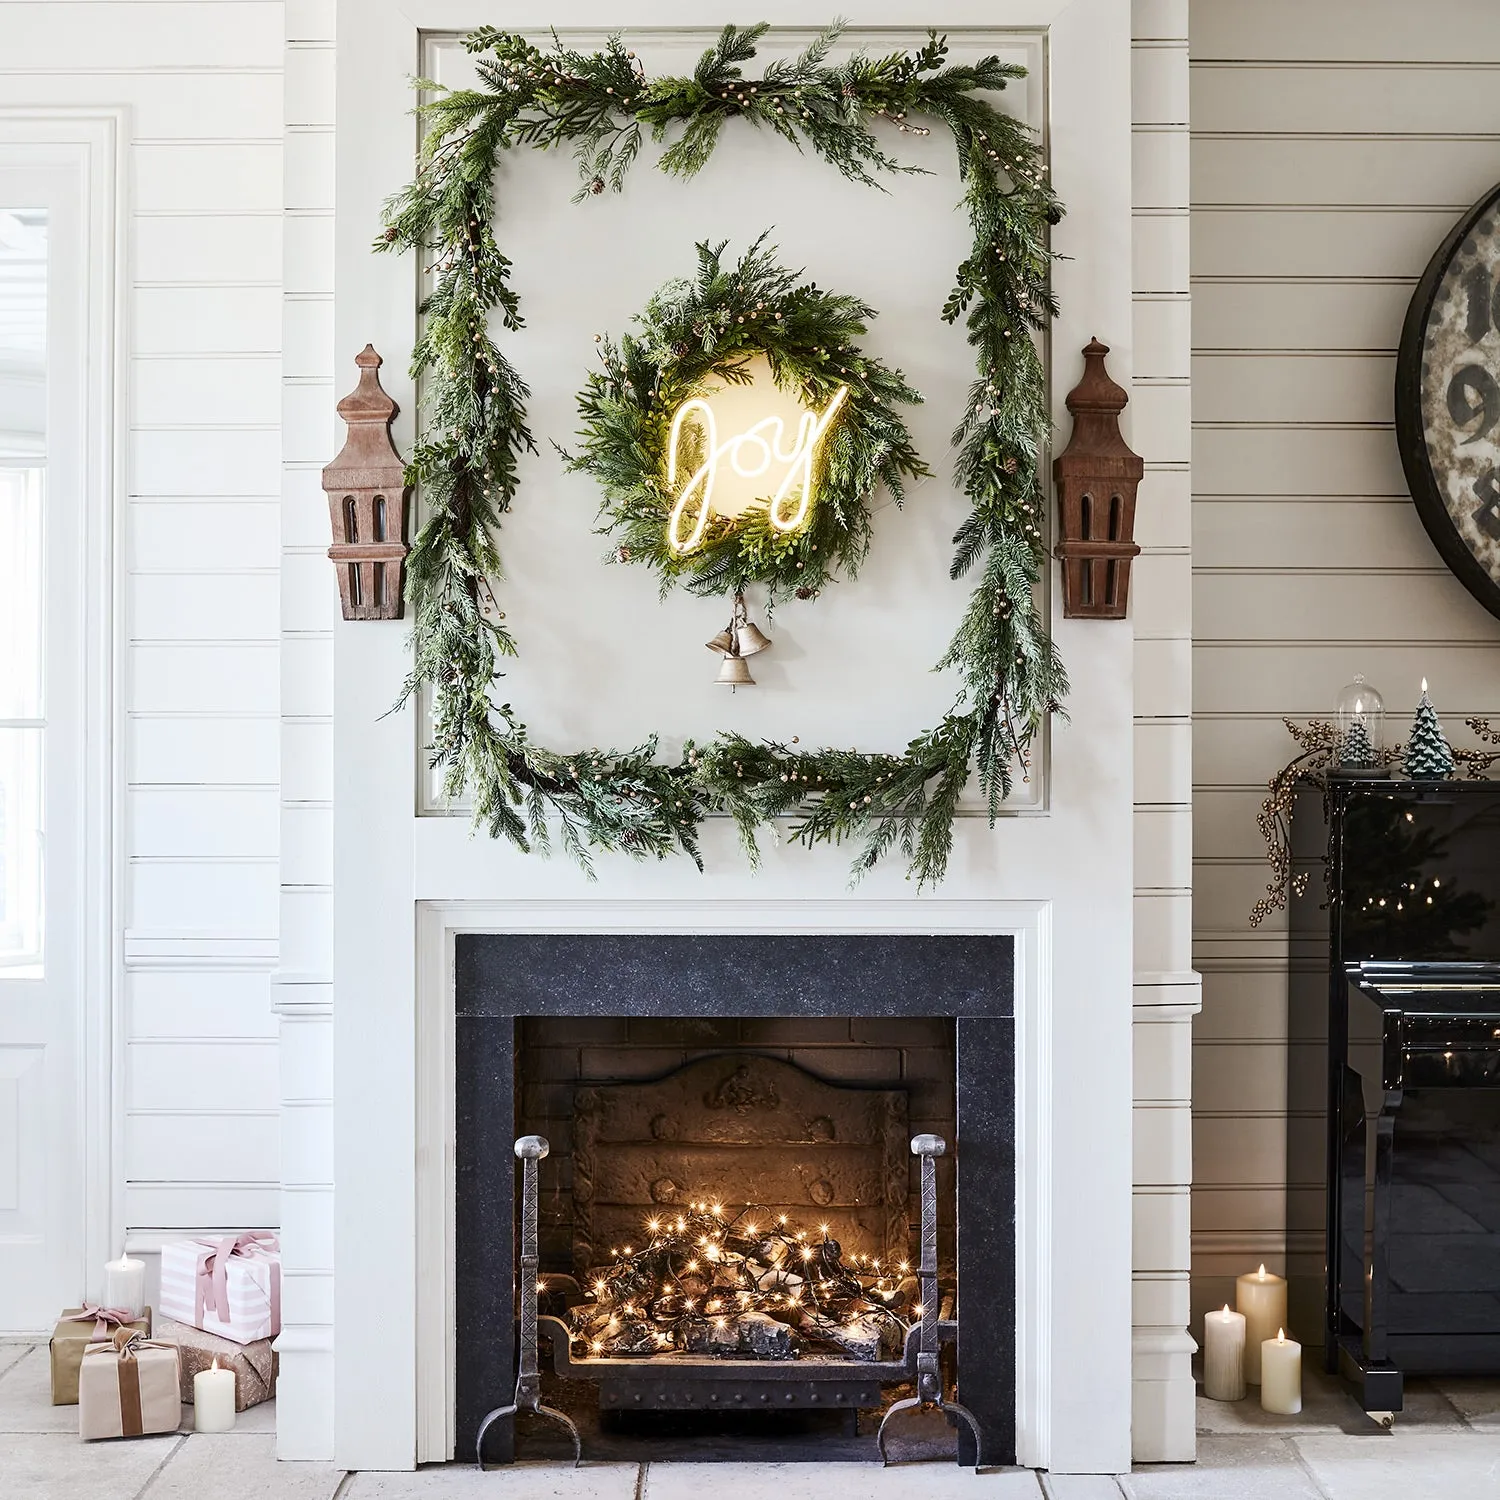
left=1259, top=1328, right=1302, bottom=1415
left=104, top=1254, right=145, bottom=1320
left=193, top=1359, right=237, bottom=1432
left=1236, top=1263, right=1287, bottom=1384
left=1203, top=1304, right=1247, bottom=1401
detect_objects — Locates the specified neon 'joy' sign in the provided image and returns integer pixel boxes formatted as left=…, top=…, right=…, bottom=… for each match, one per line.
left=666, top=360, right=848, bottom=554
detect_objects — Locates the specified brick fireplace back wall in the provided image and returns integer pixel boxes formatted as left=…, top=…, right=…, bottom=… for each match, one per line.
left=517, top=1015, right=959, bottom=1276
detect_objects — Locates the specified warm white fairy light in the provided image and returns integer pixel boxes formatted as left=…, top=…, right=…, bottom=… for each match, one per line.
left=570, top=1193, right=917, bottom=1360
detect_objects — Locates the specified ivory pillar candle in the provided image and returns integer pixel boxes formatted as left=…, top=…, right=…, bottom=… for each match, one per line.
left=1260, top=1329, right=1302, bottom=1415
left=1203, top=1305, right=1247, bottom=1401
left=193, top=1359, right=237, bottom=1432
left=103, top=1255, right=145, bottom=1320
left=1236, top=1264, right=1287, bottom=1383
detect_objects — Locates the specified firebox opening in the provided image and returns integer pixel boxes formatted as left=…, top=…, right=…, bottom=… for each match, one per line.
left=513, top=1016, right=958, bottom=1459
left=453, top=931, right=1016, bottom=1467
left=517, top=1016, right=958, bottom=1284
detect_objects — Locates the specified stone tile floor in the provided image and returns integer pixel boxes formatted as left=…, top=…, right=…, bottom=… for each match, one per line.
left=5, top=1340, right=1500, bottom=1498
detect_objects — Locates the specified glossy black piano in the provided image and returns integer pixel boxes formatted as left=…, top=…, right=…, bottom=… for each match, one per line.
left=1295, top=779, right=1500, bottom=1412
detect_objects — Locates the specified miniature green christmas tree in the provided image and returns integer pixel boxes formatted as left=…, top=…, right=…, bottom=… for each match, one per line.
left=1341, top=716, right=1378, bottom=770
left=1404, top=681, right=1455, bottom=779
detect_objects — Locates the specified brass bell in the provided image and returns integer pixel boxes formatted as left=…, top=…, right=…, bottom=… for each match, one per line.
left=715, top=652, right=755, bottom=688
left=733, top=619, right=772, bottom=657
left=705, top=627, right=735, bottom=654
left=728, top=588, right=771, bottom=657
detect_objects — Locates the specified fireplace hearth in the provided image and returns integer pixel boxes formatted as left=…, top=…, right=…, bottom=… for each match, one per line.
left=454, top=933, right=1015, bottom=1465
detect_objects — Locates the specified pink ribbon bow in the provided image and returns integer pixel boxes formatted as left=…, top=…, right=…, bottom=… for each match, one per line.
left=63, top=1304, right=139, bottom=1340
left=195, top=1231, right=281, bottom=1335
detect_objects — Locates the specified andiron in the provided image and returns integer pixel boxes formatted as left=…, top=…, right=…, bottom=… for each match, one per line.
left=476, top=1135, right=582, bottom=1468
left=875, top=1134, right=981, bottom=1467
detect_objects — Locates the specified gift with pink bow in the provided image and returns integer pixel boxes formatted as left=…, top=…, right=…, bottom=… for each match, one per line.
left=49, top=1305, right=153, bottom=1405
left=159, top=1232, right=281, bottom=1345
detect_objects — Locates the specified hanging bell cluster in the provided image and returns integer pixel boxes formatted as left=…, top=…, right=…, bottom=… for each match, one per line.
left=708, top=590, right=771, bottom=688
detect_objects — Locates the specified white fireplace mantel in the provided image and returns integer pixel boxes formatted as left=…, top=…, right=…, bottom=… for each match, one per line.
left=413, top=897, right=1054, bottom=1466
left=330, top=0, right=1137, bottom=1475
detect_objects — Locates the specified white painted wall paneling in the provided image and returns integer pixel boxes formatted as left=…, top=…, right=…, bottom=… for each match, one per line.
left=274, top=0, right=338, bottom=1457
left=1130, top=0, right=1197, bottom=1462
left=1189, top=0, right=1500, bottom=1332
left=0, top=3, right=287, bottom=1271
left=338, top=0, right=1137, bottom=1475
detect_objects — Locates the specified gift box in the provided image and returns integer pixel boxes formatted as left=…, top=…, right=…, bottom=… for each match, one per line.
left=159, top=1232, right=280, bottom=1345
left=155, top=1316, right=277, bottom=1411
left=49, top=1306, right=152, bottom=1406
left=78, top=1329, right=181, bottom=1440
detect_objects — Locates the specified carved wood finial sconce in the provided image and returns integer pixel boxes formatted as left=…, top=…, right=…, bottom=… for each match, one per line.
left=1052, top=338, right=1143, bottom=620
left=321, top=345, right=409, bottom=620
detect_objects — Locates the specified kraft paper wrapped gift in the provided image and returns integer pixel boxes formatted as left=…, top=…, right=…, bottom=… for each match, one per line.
left=155, top=1316, right=277, bottom=1411
left=78, top=1330, right=181, bottom=1441
left=159, top=1232, right=280, bottom=1345
left=49, top=1306, right=153, bottom=1406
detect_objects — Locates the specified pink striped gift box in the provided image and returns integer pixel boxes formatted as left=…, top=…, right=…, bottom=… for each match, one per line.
left=158, top=1233, right=281, bottom=1346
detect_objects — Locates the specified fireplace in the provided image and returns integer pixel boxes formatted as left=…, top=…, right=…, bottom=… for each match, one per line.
left=453, top=933, right=1014, bottom=1465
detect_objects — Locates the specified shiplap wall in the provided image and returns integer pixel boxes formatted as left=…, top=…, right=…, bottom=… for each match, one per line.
left=1130, top=0, right=1198, bottom=1464
left=1, top=0, right=285, bottom=1261
left=1189, top=0, right=1500, bottom=1327
left=275, top=0, right=336, bottom=1460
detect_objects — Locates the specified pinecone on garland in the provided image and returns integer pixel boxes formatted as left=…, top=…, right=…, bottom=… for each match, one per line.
left=1404, top=683, right=1455, bottom=780
left=1341, top=716, right=1378, bottom=770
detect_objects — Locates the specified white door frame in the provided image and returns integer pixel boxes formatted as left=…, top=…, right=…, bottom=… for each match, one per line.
left=0, top=110, right=123, bottom=1327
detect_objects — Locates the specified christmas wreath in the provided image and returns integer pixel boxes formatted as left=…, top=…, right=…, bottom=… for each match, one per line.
left=569, top=234, right=928, bottom=604
left=378, top=22, right=1067, bottom=886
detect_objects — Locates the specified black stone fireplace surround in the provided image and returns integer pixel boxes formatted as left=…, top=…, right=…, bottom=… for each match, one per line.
left=454, top=933, right=1015, bottom=1465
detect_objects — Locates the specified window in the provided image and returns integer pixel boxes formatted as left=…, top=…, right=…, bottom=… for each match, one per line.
left=0, top=207, right=46, bottom=969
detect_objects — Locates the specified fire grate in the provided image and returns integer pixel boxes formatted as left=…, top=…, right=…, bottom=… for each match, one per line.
left=477, top=1132, right=977, bottom=1467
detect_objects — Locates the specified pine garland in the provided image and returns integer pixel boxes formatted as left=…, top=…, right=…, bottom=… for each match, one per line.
left=378, top=22, right=1067, bottom=886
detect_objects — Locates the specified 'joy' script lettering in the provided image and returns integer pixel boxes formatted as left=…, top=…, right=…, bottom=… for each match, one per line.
left=666, top=383, right=848, bottom=553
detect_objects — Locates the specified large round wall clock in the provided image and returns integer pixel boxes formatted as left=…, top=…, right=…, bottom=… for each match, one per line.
left=1397, top=180, right=1500, bottom=622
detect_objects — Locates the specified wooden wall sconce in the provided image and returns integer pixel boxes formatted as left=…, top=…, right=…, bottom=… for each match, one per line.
left=1052, top=338, right=1143, bottom=620
left=321, top=345, right=409, bottom=620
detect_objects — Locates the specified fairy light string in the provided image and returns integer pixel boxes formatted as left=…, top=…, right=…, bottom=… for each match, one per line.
left=570, top=1199, right=914, bottom=1357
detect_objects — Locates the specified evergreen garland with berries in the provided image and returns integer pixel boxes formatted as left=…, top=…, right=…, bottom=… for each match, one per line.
left=377, top=22, right=1068, bottom=886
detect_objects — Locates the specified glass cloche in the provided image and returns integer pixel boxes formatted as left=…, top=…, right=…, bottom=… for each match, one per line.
left=1334, top=673, right=1385, bottom=777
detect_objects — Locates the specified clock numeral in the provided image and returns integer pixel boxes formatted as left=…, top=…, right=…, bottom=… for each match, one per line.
left=1460, top=262, right=1500, bottom=343
left=1447, top=364, right=1500, bottom=443
left=1473, top=469, right=1500, bottom=541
